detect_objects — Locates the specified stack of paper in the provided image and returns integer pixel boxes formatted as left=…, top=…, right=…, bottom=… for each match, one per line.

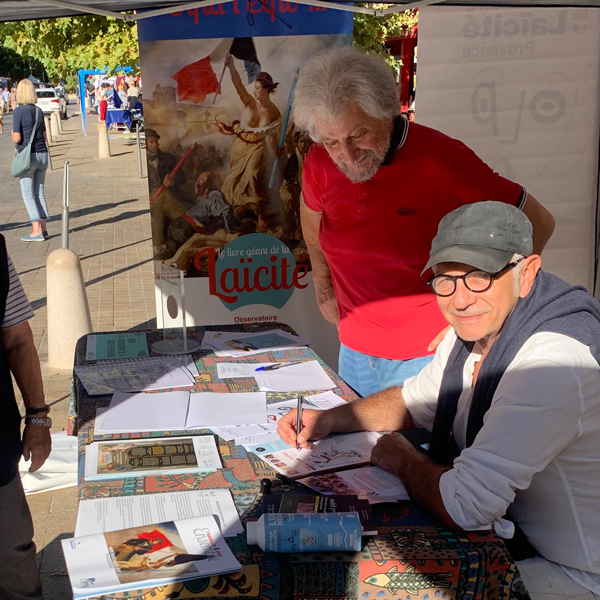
left=253, top=360, right=337, bottom=392
left=95, top=391, right=268, bottom=434
left=202, top=329, right=310, bottom=357
left=75, top=489, right=244, bottom=538
left=211, top=393, right=347, bottom=447
left=62, top=515, right=241, bottom=600
left=84, top=436, right=222, bottom=481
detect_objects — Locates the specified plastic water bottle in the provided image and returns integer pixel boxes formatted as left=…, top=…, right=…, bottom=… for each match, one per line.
left=246, top=512, right=362, bottom=552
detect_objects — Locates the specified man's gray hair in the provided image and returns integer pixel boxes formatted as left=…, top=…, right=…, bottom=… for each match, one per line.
left=511, top=254, right=526, bottom=295
left=292, top=47, right=401, bottom=141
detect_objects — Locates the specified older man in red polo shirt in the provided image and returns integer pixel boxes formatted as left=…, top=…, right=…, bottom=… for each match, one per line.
left=293, top=47, right=556, bottom=397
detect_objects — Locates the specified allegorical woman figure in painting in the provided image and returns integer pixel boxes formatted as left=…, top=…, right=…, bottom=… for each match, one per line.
left=219, top=54, right=283, bottom=216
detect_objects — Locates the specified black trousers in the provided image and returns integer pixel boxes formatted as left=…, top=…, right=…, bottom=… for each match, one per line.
left=0, top=475, right=43, bottom=600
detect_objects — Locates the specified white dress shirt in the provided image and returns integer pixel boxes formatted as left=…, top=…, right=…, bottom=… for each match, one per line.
left=403, top=329, right=600, bottom=592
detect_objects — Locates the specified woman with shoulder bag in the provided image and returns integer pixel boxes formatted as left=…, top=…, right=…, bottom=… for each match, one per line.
left=11, top=79, right=49, bottom=242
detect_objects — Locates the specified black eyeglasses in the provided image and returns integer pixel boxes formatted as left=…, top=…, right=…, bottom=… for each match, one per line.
left=427, top=257, right=525, bottom=297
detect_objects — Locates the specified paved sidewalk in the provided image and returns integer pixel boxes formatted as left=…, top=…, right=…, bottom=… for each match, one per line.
left=0, top=105, right=155, bottom=598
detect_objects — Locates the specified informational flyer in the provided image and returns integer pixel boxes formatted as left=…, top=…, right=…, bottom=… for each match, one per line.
left=247, top=432, right=380, bottom=479
left=75, top=489, right=243, bottom=538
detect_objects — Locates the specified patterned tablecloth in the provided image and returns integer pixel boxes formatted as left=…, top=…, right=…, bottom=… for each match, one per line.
left=72, top=324, right=530, bottom=600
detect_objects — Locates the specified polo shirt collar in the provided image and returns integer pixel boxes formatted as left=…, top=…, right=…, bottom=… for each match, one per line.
left=382, top=115, right=409, bottom=167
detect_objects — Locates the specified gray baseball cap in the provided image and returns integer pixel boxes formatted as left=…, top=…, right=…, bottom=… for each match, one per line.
left=422, top=201, right=533, bottom=275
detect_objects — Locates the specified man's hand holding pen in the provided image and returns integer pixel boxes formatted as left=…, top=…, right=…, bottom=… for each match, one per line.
left=277, top=407, right=333, bottom=449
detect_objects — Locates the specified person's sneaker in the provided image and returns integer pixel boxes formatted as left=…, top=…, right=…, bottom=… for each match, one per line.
left=20, top=233, right=45, bottom=242
left=42, top=231, right=49, bottom=239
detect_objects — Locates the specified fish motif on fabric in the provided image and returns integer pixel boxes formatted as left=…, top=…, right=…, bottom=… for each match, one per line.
left=364, top=565, right=453, bottom=595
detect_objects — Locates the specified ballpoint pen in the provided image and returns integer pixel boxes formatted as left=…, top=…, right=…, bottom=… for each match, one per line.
left=296, top=395, right=303, bottom=450
left=255, top=361, right=302, bottom=372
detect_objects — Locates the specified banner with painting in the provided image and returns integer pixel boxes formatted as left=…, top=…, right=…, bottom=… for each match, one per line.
left=137, top=5, right=352, bottom=367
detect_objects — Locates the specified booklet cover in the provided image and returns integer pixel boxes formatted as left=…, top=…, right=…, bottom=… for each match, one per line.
left=86, top=333, right=149, bottom=361
left=61, top=515, right=242, bottom=600
left=246, top=432, right=380, bottom=480
left=84, top=436, right=222, bottom=481
left=263, top=493, right=377, bottom=535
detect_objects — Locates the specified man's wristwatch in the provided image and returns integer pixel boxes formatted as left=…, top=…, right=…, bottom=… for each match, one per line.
left=24, top=417, right=52, bottom=428
left=26, top=405, right=50, bottom=415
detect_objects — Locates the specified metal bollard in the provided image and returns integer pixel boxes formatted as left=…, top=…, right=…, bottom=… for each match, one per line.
left=136, top=123, right=143, bottom=179
left=62, top=161, right=70, bottom=249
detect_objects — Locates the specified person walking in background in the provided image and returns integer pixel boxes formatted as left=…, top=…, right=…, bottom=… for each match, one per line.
left=11, top=80, right=49, bottom=242
left=0, top=94, right=4, bottom=133
left=9, top=86, right=16, bottom=111
left=2, top=88, right=10, bottom=112
left=127, top=81, right=140, bottom=110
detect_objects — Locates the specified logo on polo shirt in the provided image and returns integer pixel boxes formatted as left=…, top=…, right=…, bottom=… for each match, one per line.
left=193, top=233, right=309, bottom=310
left=397, top=207, right=416, bottom=216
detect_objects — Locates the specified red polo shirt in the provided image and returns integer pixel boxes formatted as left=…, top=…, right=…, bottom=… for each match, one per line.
left=302, top=119, right=526, bottom=360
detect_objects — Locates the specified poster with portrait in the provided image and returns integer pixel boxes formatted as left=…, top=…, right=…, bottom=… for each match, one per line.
left=138, top=5, right=352, bottom=367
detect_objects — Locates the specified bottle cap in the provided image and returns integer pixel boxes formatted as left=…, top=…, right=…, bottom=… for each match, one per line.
left=246, top=521, right=258, bottom=545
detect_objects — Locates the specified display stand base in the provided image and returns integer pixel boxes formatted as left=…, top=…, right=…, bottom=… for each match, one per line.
left=152, top=338, right=201, bottom=355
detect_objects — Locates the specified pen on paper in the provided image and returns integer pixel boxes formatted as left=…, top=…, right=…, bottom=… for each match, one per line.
left=255, top=361, right=303, bottom=372
left=296, top=395, right=303, bottom=450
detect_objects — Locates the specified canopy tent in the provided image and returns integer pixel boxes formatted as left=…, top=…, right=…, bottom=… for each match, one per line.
left=5, top=0, right=600, bottom=26
left=1, top=0, right=597, bottom=296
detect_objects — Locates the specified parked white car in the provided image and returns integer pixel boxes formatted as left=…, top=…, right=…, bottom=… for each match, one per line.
left=36, top=87, right=67, bottom=120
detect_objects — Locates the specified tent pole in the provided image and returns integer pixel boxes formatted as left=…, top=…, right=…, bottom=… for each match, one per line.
left=27, top=0, right=126, bottom=19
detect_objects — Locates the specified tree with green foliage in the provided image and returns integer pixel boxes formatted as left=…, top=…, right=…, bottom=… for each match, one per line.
left=353, top=5, right=418, bottom=72
left=0, top=16, right=138, bottom=85
left=0, top=45, right=46, bottom=81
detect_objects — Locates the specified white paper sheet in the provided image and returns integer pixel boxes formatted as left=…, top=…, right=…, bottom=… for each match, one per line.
left=75, top=489, right=243, bottom=538
left=186, top=392, right=267, bottom=428
left=211, top=398, right=300, bottom=442
left=99, top=391, right=190, bottom=433
left=253, top=361, right=336, bottom=392
left=305, top=392, right=348, bottom=409
left=19, top=431, right=78, bottom=495
left=216, top=362, right=277, bottom=378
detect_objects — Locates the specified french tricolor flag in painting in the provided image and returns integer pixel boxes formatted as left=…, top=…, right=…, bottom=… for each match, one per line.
left=172, top=37, right=261, bottom=104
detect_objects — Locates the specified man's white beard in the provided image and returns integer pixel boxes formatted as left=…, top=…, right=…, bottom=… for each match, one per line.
left=337, top=149, right=386, bottom=184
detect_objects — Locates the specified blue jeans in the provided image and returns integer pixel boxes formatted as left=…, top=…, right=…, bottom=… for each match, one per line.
left=19, top=152, right=49, bottom=222
left=338, top=344, right=434, bottom=397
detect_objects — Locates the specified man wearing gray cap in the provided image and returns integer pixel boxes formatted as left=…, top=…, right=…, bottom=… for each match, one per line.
left=278, top=201, right=600, bottom=599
